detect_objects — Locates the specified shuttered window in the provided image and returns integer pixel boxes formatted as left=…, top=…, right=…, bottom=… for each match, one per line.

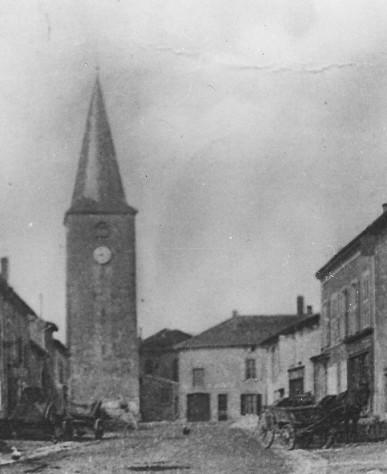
left=288, top=367, right=305, bottom=398
left=361, top=274, right=371, bottom=329
left=240, top=393, right=262, bottom=415
left=218, top=394, right=228, bottom=421
left=245, top=359, right=256, bottom=379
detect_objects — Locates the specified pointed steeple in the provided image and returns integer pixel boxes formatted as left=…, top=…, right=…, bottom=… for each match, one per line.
left=67, top=77, right=136, bottom=215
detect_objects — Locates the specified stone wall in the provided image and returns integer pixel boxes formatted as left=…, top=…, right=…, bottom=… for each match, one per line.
left=66, top=213, right=139, bottom=408
left=374, top=228, right=387, bottom=416
left=140, top=350, right=179, bottom=381
left=0, top=286, right=30, bottom=417
left=140, top=375, right=179, bottom=421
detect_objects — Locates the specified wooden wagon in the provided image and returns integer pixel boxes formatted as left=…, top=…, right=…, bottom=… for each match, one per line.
left=257, top=394, right=346, bottom=450
left=7, top=387, right=64, bottom=441
left=62, top=400, right=104, bottom=440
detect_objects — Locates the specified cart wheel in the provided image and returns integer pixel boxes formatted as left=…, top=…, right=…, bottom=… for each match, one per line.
left=94, top=419, right=104, bottom=440
left=280, top=424, right=296, bottom=450
left=257, top=413, right=275, bottom=449
left=45, top=403, right=57, bottom=425
left=322, top=429, right=336, bottom=449
left=53, top=423, right=64, bottom=443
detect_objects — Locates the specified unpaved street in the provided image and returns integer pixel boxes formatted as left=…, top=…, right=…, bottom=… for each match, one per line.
left=1, top=423, right=290, bottom=474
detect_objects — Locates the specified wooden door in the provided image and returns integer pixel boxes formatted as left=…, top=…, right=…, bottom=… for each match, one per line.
left=187, top=393, right=210, bottom=421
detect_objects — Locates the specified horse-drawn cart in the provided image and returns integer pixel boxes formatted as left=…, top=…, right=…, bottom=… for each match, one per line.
left=63, top=400, right=104, bottom=440
left=258, top=400, right=332, bottom=450
left=7, top=387, right=64, bottom=441
left=2, top=387, right=104, bottom=442
left=258, top=387, right=369, bottom=450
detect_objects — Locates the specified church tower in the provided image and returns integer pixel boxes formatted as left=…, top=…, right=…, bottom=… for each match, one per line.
left=65, top=78, right=139, bottom=407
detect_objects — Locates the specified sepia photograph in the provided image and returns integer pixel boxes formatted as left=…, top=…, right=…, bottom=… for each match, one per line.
left=0, top=0, right=387, bottom=472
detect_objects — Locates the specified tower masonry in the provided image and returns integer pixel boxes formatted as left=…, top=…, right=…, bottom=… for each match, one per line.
left=65, top=78, right=139, bottom=408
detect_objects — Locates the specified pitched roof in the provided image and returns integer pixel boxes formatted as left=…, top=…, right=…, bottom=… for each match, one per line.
left=30, top=339, right=48, bottom=357
left=66, top=77, right=136, bottom=216
left=175, top=314, right=303, bottom=350
left=0, top=277, right=60, bottom=339
left=316, top=208, right=387, bottom=280
left=141, top=329, right=192, bottom=352
left=53, top=339, right=69, bottom=356
left=0, top=276, right=37, bottom=318
left=260, top=313, right=320, bottom=346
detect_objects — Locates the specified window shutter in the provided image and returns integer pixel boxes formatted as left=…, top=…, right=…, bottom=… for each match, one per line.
left=256, top=394, right=262, bottom=415
left=240, top=395, right=246, bottom=415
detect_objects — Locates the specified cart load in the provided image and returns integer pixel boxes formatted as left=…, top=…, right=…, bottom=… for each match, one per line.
left=63, top=400, right=104, bottom=440
left=7, top=386, right=62, bottom=440
left=258, top=385, right=370, bottom=450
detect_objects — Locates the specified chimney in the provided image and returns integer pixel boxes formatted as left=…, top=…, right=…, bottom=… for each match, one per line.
left=297, top=295, right=304, bottom=316
left=232, top=309, right=238, bottom=318
left=1, top=257, right=9, bottom=282
left=307, top=305, right=313, bottom=315
left=383, top=203, right=387, bottom=214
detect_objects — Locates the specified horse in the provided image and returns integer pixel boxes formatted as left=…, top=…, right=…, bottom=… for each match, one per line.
left=319, top=382, right=370, bottom=446
left=341, top=382, right=370, bottom=443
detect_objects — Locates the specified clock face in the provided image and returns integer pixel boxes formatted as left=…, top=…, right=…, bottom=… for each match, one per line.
left=93, top=246, right=112, bottom=264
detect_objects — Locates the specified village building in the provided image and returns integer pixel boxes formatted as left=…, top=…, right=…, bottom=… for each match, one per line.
left=175, top=308, right=305, bottom=422
left=260, top=304, right=320, bottom=405
left=140, top=329, right=191, bottom=381
left=139, top=328, right=191, bottom=421
left=0, top=257, right=69, bottom=417
left=64, top=77, right=139, bottom=407
left=50, top=339, right=69, bottom=392
left=28, top=315, right=70, bottom=412
left=315, top=203, right=387, bottom=416
left=29, top=316, right=59, bottom=398
left=0, top=258, right=31, bottom=417
left=140, top=376, right=179, bottom=422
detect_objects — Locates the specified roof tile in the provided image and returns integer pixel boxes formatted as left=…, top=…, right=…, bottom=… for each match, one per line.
left=175, top=314, right=304, bottom=350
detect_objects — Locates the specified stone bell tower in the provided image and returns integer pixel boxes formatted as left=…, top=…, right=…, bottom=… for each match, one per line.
left=64, top=77, right=139, bottom=407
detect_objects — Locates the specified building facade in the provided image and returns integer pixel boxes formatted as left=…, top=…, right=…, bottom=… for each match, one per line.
left=28, top=316, right=60, bottom=400
left=65, top=78, right=139, bottom=407
left=176, top=311, right=303, bottom=422
left=315, top=204, right=387, bottom=416
left=261, top=311, right=321, bottom=405
left=139, top=329, right=191, bottom=421
left=140, top=329, right=191, bottom=381
left=140, top=375, right=179, bottom=422
left=0, top=258, right=68, bottom=418
left=0, top=261, right=30, bottom=417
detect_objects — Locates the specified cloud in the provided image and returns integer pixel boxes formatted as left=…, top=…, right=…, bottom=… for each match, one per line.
left=2, top=0, right=387, bottom=338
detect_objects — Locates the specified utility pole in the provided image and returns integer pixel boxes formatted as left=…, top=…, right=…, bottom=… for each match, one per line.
left=39, top=293, right=43, bottom=318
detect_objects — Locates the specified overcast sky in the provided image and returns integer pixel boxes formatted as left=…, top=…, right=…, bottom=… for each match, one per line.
left=2, top=0, right=387, bottom=340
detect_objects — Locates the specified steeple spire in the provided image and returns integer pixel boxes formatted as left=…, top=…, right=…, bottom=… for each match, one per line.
left=67, top=77, right=136, bottom=215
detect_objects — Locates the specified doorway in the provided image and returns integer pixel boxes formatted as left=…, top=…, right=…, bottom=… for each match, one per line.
left=187, top=393, right=210, bottom=421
